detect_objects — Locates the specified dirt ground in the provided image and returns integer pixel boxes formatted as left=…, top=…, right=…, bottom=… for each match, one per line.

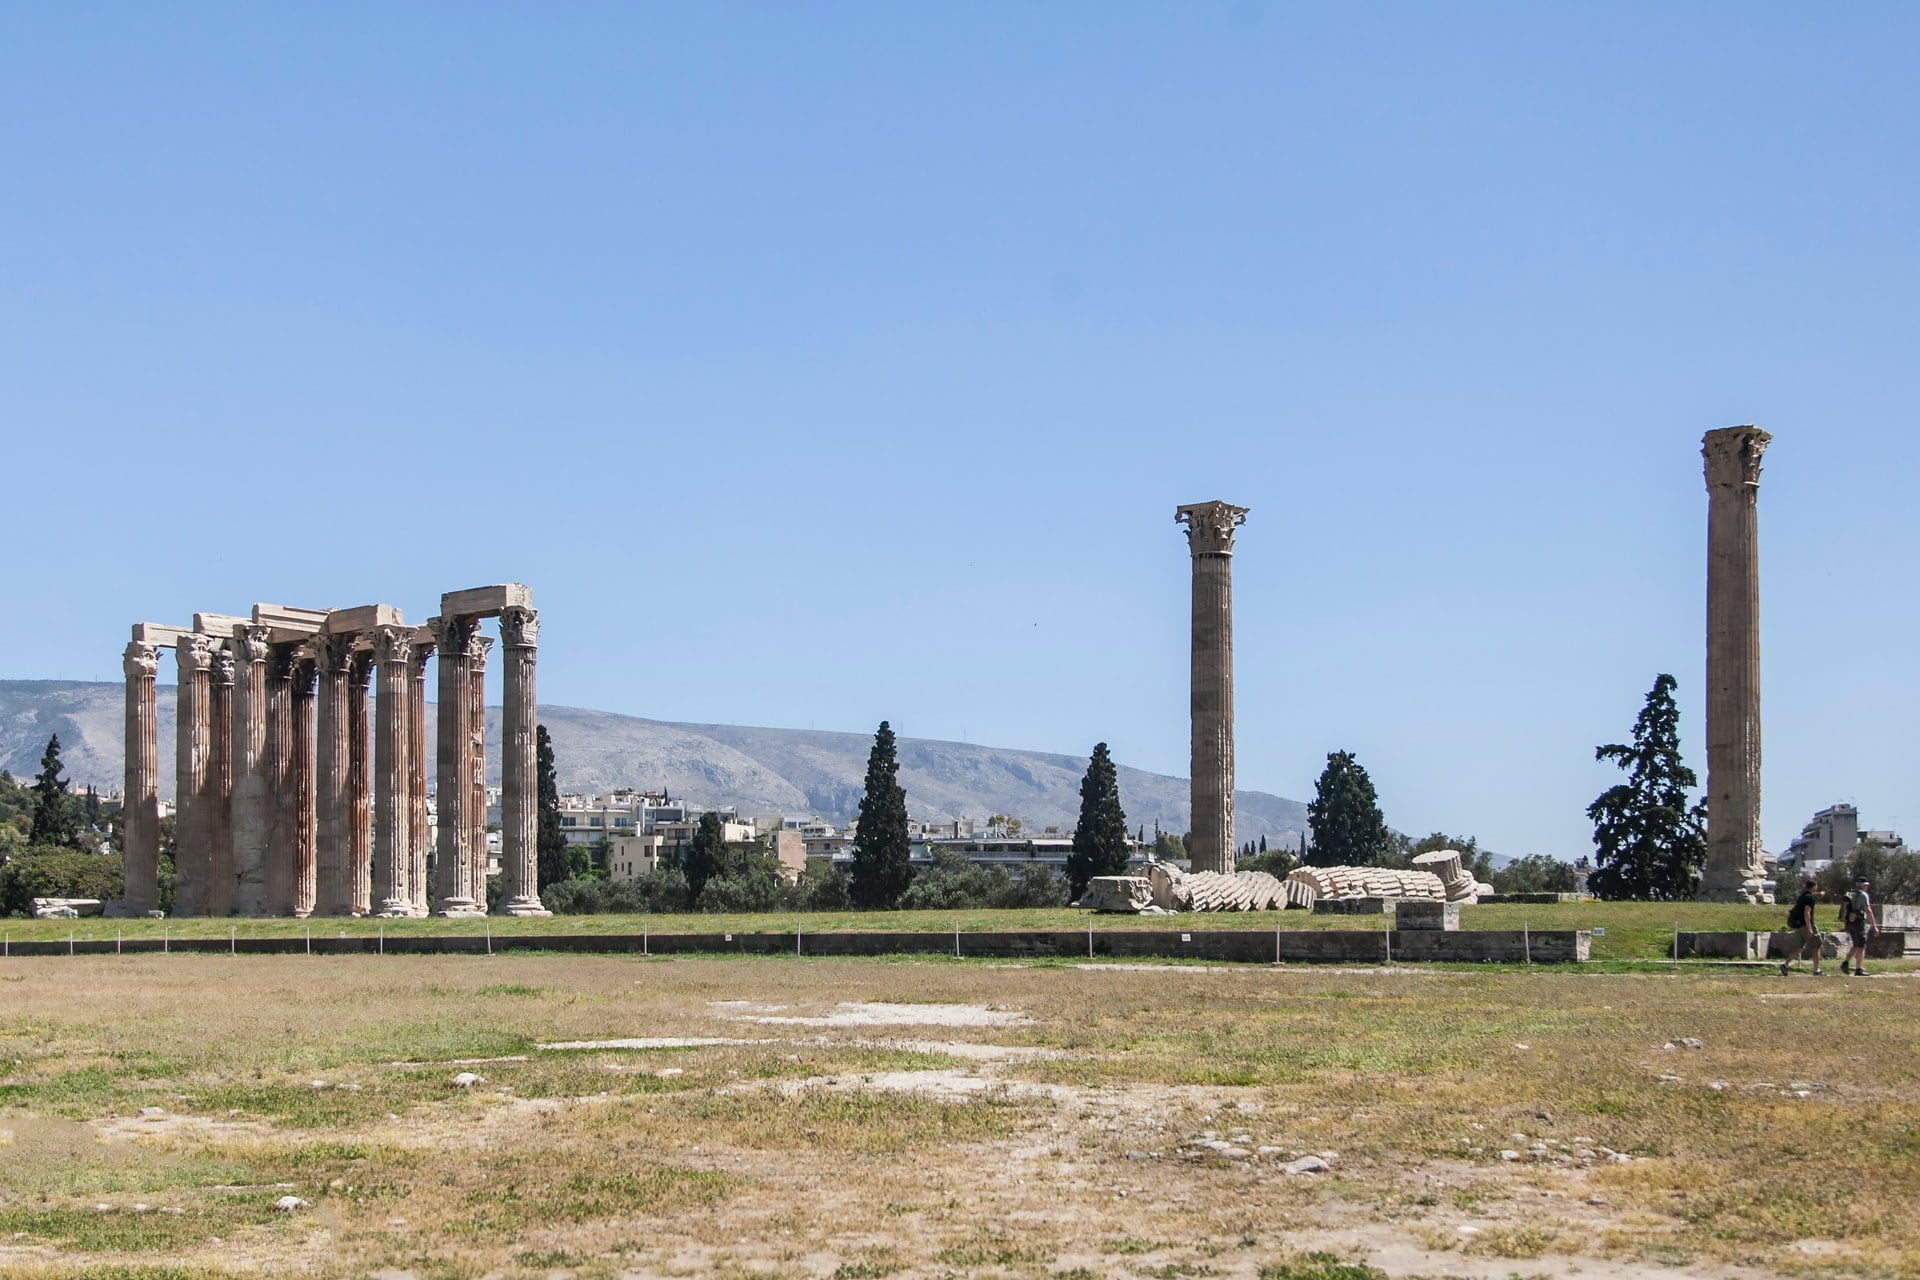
left=0, top=953, right=1915, bottom=1280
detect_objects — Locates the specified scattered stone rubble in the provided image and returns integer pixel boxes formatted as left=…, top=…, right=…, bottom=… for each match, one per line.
left=1410, top=849, right=1496, bottom=902
left=1083, top=850, right=1492, bottom=914
left=1287, top=865, right=1448, bottom=901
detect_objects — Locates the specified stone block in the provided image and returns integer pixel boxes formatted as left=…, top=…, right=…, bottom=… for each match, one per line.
left=129, top=622, right=194, bottom=648
left=1881, top=905, right=1920, bottom=930
left=1393, top=900, right=1460, bottom=931
left=32, top=897, right=104, bottom=918
left=1761, top=931, right=1841, bottom=960
left=192, top=612, right=250, bottom=637
left=1080, top=876, right=1155, bottom=913
left=1313, top=896, right=1388, bottom=915
left=441, top=583, right=533, bottom=617
left=1676, top=931, right=1761, bottom=959
left=324, top=604, right=406, bottom=634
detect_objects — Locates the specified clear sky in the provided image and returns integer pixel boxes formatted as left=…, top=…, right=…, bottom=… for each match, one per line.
left=4, top=3, right=1916, bottom=857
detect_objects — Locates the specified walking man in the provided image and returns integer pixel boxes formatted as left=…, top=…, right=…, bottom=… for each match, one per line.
left=1842, top=876, right=1878, bottom=977
left=1778, top=877, right=1824, bottom=975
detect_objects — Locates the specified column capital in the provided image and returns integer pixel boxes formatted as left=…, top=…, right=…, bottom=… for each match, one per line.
left=1176, top=501, right=1249, bottom=555
left=371, top=625, right=413, bottom=665
left=1703, top=426, right=1771, bottom=490
left=232, top=623, right=272, bottom=666
left=428, top=614, right=476, bottom=653
left=123, top=640, right=159, bottom=680
left=210, top=643, right=237, bottom=688
left=500, top=605, right=539, bottom=648
left=314, top=633, right=354, bottom=676
left=175, top=633, right=215, bottom=674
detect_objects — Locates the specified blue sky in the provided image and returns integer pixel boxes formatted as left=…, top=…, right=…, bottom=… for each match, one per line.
left=4, top=3, right=1916, bottom=856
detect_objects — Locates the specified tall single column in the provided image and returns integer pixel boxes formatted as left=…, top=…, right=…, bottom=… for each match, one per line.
left=346, top=649, right=373, bottom=915
left=431, top=616, right=485, bottom=917
left=314, top=635, right=353, bottom=916
left=1701, top=427, right=1773, bottom=903
left=1176, top=502, right=1248, bottom=875
left=172, top=635, right=215, bottom=916
left=408, top=636, right=436, bottom=916
left=372, top=626, right=415, bottom=918
left=121, top=639, right=161, bottom=916
left=229, top=624, right=273, bottom=915
left=497, top=606, right=548, bottom=915
left=468, top=634, right=493, bottom=908
left=289, top=651, right=317, bottom=917
left=264, top=648, right=296, bottom=915
left=206, top=644, right=236, bottom=916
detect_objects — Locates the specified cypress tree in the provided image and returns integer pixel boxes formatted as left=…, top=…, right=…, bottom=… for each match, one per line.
left=1587, top=674, right=1707, bottom=901
left=1066, top=742, right=1130, bottom=895
left=850, top=721, right=913, bottom=909
left=30, top=735, right=81, bottom=850
left=1305, top=750, right=1393, bottom=867
left=684, top=811, right=727, bottom=904
left=534, top=725, right=571, bottom=890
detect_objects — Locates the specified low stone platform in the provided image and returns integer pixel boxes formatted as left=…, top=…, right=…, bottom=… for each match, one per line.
left=1678, top=930, right=1914, bottom=960
left=0, top=927, right=1592, bottom=965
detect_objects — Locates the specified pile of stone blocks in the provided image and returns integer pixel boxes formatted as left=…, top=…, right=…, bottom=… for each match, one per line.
left=1410, top=849, right=1494, bottom=902
left=1079, top=876, right=1157, bottom=913
left=32, top=898, right=103, bottom=919
left=1286, top=865, right=1448, bottom=902
left=1132, top=863, right=1288, bottom=912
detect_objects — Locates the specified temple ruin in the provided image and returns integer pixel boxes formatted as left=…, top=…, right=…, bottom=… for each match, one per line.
left=1176, top=501, right=1247, bottom=875
left=118, top=584, right=549, bottom=918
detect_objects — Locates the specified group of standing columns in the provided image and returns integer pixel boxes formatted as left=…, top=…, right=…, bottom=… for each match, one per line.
left=119, top=585, right=548, bottom=918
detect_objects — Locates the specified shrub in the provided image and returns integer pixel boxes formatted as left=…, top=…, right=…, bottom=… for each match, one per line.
left=0, top=846, right=124, bottom=917
left=539, top=868, right=690, bottom=915
left=1816, top=840, right=1920, bottom=905
left=1490, top=854, right=1580, bottom=895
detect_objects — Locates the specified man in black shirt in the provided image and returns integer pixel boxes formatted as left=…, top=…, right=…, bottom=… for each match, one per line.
left=1777, top=878, right=1824, bottom=976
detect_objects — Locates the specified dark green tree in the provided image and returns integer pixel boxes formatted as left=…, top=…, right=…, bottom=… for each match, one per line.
left=1489, top=854, right=1580, bottom=895
left=850, top=721, right=912, bottom=909
left=29, top=736, right=81, bottom=850
left=534, top=725, right=570, bottom=890
left=1066, top=742, right=1130, bottom=896
left=1587, top=674, right=1707, bottom=901
left=1306, top=750, right=1393, bottom=866
left=683, top=811, right=727, bottom=904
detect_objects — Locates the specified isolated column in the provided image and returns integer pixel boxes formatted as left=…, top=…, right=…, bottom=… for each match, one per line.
left=372, top=626, right=415, bottom=918
left=1176, top=502, right=1248, bottom=875
left=497, top=606, right=548, bottom=915
left=314, top=635, right=353, bottom=916
left=1701, top=427, right=1773, bottom=903
left=431, top=615, right=485, bottom=917
left=289, top=650, right=317, bottom=917
left=229, top=624, right=272, bottom=915
left=408, top=634, right=436, bottom=916
left=207, top=643, right=236, bottom=916
left=172, top=635, right=214, bottom=916
left=121, top=639, right=161, bottom=916
left=346, top=649, right=373, bottom=915
left=468, top=634, right=493, bottom=908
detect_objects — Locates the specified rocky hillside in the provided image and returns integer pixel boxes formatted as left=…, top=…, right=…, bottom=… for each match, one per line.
left=0, top=681, right=1309, bottom=845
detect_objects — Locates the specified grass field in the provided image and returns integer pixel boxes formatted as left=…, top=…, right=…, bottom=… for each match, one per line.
left=0, top=901, right=1818, bottom=963
left=1, top=944, right=1917, bottom=1280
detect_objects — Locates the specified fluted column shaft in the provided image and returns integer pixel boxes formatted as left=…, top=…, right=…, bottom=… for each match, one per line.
left=265, top=649, right=296, bottom=915
left=1177, top=502, right=1247, bottom=876
left=314, top=636, right=353, bottom=916
left=469, top=635, right=492, bottom=908
left=122, top=640, right=161, bottom=915
left=172, top=636, right=214, bottom=916
left=497, top=607, right=548, bottom=915
left=372, top=627, right=415, bottom=917
left=229, top=624, right=272, bottom=915
left=207, top=646, right=236, bottom=916
left=289, top=653, right=317, bottom=917
left=408, top=638, right=436, bottom=916
left=432, top=616, right=485, bottom=916
left=1702, top=427, right=1772, bottom=903
left=346, top=651, right=373, bottom=915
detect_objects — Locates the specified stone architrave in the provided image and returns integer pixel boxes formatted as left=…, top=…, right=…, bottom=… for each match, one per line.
left=431, top=616, right=485, bottom=917
left=264, top=647, right=297, bottom=915
left=496, top=606, right=549, bottom=915
left=288, top=650, right=317, bottom=917
left=468, top=634, right=493, bottom=908
left=346, top=650, right=373, bottom=915
left=229, top=624, right=273, bottom=915
left=371, top=626, right=415, bottom=918
left=1701, top=427, right=1774, bottom=903
left=206, top=644, right=236, bottom=916
left=121, top=639, right=161, bottom=916
left=1175, top=502, right=1248, bottom=876
left=407, top=634, right=436, bottom=916
left=171, top=635, right=215, bottom=917
left=313, top=635, right=353, bottom=916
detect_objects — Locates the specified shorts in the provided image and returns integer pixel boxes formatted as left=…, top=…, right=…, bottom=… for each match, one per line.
left=1847, top=924, right=1868, bottom=946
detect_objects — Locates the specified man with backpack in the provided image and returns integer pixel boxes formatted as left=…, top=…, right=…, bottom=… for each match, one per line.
left=1778, top=877, right=1824, bottom=975
left=1840, top=876, right=1878, bottom=977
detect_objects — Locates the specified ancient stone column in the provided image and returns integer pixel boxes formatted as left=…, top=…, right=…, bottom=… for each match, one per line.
left=207, top=643, right=236, bottom=916
left=171, top=635, right=215, bottom=917
left=264, top=648, right=295, bottom=915
left=468, top=634, right=493, bottom=909
left=121, top=639, right=161, bottom=916
left=1176, top=502, right=1248, bottom=876
left=372, top=626, right=415, bottom=918
left=288, top=650, right=317, bottom=917
left=229, top=624, right=273, bottom=915
left=408, top=635, right=436, bottom=916
left=346, top=649, right=373, bottom=915
left=314, top=635, right=353, bottom=916
left=1701, top=427, right=1773, bottom=903
left=431, top=616, right=485, bottom=917
left=497, top=606, right=548, bottom=915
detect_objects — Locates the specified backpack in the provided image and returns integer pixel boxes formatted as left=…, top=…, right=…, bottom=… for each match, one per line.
left=1787, top=901, right=1806, bottom=929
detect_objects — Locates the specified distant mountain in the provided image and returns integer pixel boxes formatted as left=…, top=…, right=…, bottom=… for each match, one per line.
left=0, top=681, right=1309, bottom=845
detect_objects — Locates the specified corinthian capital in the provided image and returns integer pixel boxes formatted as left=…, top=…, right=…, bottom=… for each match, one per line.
left=123, top=641, right=159, bottom=680
left=1703, top=426, right=1771, bottom=490
left=371, top=625, right=413, bottom=666
left=1175, top=501, right=1249, bottom=555
left=210, top=644, right=237, bottom=687
left=231, top=623, right=272, bottom=666
left=428, top=614, right=475, bottom=655
left=313, top=633, right=354, bottom=677
left=500, top=606, right=539, bottom=649
left=175, top=633, right=215, bottom=675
